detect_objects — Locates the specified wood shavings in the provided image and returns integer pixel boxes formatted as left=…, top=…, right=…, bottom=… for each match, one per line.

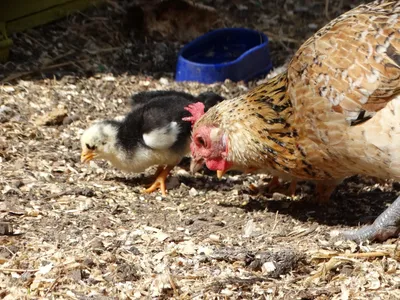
left=0, top=0, right=397, bottom=299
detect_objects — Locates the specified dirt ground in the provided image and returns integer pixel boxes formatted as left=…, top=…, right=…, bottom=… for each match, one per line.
left=1, top=0, right=400, bottom=299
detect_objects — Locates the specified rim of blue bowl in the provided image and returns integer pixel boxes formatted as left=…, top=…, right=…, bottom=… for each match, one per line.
left=177, top=27, right=270, bottom=69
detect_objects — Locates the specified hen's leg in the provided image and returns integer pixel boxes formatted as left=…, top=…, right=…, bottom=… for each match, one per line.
left=341, top=195, right=400, bottom=242
left=287, top=179, right=298, bottom=197
left=143, top=165, right=173, bottom=197
left=266, top=176, right=281, bottom=192
left=313, top=179, right=341, bottom=204
left=250, top=177, right=298, bottom=197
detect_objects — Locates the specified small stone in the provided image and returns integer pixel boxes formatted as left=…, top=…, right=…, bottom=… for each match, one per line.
left=261, top=261, right=276, bottom=274
left=209, top=234, right=220, bottom=241
left=198, top=246, right=214, bottom=256
left=272, top=192, right=287, bottom=200
left=2, top=86, right=15, bottom=93
left=0, top=222, right=13, bottom=235
left=62, top=114, right=79, bottom=125
left=159, top=77, right=169, bottom=85
left=189, top=187, right=198, bottom=197
left=221, top=289, right=234, bottom=296
left=308, top=23, right=318, bottom=29
left=166, top=177, right=180, bottom=190
left=103, top=75, right=116, bottom=81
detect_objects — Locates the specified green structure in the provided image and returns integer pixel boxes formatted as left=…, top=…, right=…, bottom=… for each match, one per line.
left=0, top=0, right=103, bottom=62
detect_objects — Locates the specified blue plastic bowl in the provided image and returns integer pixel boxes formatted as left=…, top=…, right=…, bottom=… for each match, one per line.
left=175, top=28, right=272, bottom=84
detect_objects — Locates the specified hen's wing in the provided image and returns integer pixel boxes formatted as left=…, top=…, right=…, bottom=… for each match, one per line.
left=288, top=1, right=400, bottom=130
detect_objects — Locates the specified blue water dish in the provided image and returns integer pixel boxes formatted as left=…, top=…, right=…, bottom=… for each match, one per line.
left=175, top=28, right=273, bottom=84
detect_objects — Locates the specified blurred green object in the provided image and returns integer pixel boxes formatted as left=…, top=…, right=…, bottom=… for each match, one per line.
left=0, top=0, right=104, bottom=62
left=0, top=22, right=13, bottom=62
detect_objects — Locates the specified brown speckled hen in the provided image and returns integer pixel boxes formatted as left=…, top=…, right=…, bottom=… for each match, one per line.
left=184, top=0, right=400, bottom=242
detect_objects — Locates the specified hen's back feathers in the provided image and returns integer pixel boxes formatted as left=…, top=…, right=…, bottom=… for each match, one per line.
left=286, top=0, right=400, bottom=178
left=289, top=0, right=400, bottom=122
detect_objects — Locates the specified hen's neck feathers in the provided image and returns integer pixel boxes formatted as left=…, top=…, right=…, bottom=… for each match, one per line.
left=197, top=72, right=301, bottom=173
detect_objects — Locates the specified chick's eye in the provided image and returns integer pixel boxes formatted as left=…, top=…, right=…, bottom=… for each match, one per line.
left=86, top=143, right=96, bottom=150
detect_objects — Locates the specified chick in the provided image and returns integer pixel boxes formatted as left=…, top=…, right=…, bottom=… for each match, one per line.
left=80, top=90, right=224, bottom=196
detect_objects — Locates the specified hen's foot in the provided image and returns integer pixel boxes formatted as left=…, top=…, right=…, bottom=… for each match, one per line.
left=340, top=195, right=400, bottom=242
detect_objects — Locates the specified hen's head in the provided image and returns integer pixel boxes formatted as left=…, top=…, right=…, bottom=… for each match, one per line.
left=183, top=102, right=233, bottom=176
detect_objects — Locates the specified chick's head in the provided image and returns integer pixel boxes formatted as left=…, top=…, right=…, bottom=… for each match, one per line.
left=80, top=121, right=119, bottom=164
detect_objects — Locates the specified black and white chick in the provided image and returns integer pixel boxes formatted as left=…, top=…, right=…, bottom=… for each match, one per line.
left=80, top=90, right=224, bottom=196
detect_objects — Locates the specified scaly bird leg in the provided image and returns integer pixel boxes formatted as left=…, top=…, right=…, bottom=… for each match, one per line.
left=266, top=176, right=281, bottom=192
left=341, top=195, right=400, bottom=242
left=287, top=179, right=298, bottom=197
left=143, top=165, right=174, bottom=197
left=152, top=165, right=165, bottom=178
left=313, top=179, right=340, bottom=204
left=251, top=177, right=298, bottom=197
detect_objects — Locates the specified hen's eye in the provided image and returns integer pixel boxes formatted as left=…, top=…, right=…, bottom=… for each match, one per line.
left=196, top=137, right=206, bottom=147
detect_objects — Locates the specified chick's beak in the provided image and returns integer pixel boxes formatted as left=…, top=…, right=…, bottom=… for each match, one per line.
left=81, top=149, right=95, bottom=164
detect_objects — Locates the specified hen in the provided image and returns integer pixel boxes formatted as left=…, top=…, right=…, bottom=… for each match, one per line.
left=184, top=0, right=400, bottom=242
left=81, top=90, right=223, bottom=196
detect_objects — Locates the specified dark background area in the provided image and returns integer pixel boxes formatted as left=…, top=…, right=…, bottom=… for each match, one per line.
left=1, top=0, right=365, bottom=82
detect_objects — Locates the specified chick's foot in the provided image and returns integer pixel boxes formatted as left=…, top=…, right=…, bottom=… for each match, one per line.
left=143, top=166, right=173, bottom=197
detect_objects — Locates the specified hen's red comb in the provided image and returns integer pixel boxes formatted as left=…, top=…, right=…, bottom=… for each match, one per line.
left=182, top=102, right=205, bottom=127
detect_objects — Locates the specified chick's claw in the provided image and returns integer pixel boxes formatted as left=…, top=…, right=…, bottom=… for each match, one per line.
left=142, top=166, right=173, bottom=197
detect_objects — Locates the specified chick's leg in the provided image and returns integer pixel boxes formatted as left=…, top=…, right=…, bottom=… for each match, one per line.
left=341, top=195, right=400, bottom=242
left=143, top=165, right=173, bottom=197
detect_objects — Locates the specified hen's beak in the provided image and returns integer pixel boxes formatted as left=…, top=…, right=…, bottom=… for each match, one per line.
left=216, top=170, right=226, bottom=179
left=81, top=150, right=96, bottom=164
left=190, top=158, right=204, bottom=174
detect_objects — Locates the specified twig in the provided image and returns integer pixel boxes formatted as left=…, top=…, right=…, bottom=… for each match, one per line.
left=44, top=275, right=61, bottom=297
left=273, top=224, right=318, bottom=242
left=261, top=30, right=300, bottom=44
left=1, top=59, right=90, bottom=83
left=314, top=251, right=390, bottom=260
left=42, top=191, right=71, bottom=201
left=0, top=268, right=39, bottom=273
left=43, top=50, right=76, bottom=66
left=83, top=46, right=122, bottom=55
left=271, top=211, right=280, bottom=231
left=195, top=219, right=247, bottom=241
left=325, top=0, right=330, bottom=19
